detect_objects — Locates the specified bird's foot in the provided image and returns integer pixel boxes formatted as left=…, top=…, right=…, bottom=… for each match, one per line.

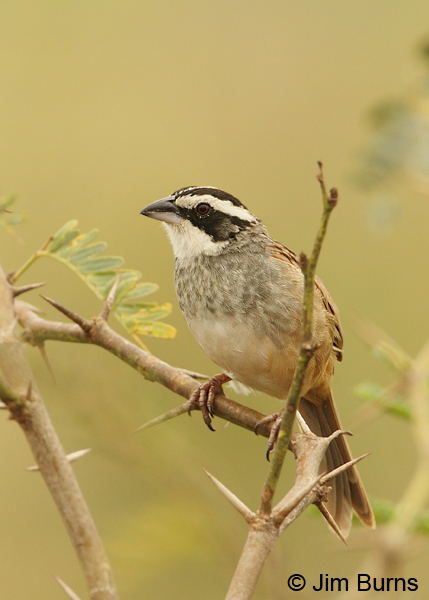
left=188, top=373, right=232, bottom=431
left=254, top=410, right=284, bottom=460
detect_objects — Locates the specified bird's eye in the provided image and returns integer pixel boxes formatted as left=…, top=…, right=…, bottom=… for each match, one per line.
left=196, top=203, right=211, bottom=216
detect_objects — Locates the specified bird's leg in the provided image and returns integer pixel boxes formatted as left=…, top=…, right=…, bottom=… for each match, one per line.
left=254, top=411, right=284, bottom=460
left=188, top=373, right=232, bottom=431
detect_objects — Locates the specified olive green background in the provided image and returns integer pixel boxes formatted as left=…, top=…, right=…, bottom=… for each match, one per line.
left=1, top=2, right=429, bottom=599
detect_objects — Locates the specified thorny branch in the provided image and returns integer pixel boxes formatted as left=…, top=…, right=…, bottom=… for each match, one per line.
left=0, top=266, right=119, bottom=600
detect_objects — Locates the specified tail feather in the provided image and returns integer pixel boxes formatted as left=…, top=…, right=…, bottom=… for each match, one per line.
left=298, top=393, right=375, bottom=538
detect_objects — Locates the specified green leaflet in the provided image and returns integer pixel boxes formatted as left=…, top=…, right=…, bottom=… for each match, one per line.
left=78, top=256, right=124, bottom=274
left=122, top=282, right=159, bottom=301
left=54, top=231, right=81, bottom=256
left=46, top=220, right=79, bottom=253
left=115, top=302, right=159, bottom=314
left=121, top=304, right=172, bottom=328
left=131, top=321, right=177, bottom=338
left=86, top=270, right=118, bottom=291
left=68, top=242, right=107, bottom=263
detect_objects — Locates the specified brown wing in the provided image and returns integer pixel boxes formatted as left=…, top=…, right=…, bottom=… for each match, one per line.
left=314, top=275, right=343, bottom=361
left=270, top=239, right=343, bottom=362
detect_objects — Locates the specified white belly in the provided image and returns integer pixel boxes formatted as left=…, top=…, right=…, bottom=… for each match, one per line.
left=187, top=316, right=297, bottom=399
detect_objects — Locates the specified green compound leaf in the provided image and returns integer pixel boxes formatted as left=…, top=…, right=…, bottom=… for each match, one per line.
left=11, top=220, right=175, bottom=344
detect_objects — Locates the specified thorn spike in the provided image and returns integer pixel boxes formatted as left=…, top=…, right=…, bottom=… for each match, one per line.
left=27, top=448, right=91, bottom=471
left=134, top=402, right=189, bottom=432
left=320, top=453, right=370, bottom=485
left=316, top=501, right=348, bottom=545
left=12, top=282, right=46, bottom=297
left=55, top=575, right=84, bottom=600
left=99, top=273, right=121, bottom=321
left=38, top=343, right=56, bottom=383
left=204, top=470, right=255, bottom=523
left=40, top=295, right=92, bottom=333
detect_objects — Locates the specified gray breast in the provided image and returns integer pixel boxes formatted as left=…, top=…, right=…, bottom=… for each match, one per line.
left=174, top=243, right=303, bottom=387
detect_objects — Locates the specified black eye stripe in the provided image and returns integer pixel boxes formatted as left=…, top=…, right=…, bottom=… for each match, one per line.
left=176, top=204, right=255, bottom=243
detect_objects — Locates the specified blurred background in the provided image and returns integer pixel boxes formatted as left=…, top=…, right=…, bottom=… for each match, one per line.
left=1, top=1, right=429, bottom=598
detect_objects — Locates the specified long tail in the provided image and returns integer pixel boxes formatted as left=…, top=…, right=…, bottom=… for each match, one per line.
left=299, top=392, right=375, bottom=538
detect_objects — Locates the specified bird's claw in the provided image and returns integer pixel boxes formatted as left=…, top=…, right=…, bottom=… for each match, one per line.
left=254, top=410, right=284, bottom=461
left=187, top=373, right=231, bottom=431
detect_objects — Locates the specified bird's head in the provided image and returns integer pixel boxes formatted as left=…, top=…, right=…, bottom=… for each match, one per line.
left=140, top=186, right=258, bottom=260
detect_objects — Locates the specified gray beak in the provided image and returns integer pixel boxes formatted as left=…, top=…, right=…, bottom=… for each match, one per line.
left=140, top=196, right=182, bottom=225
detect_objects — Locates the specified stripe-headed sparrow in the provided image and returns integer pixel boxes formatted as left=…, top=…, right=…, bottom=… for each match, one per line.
left=140, top=186, right=375, bottom=537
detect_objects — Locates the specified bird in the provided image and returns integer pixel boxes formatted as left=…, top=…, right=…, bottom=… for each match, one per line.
left=140, top=185, right=375, bottom=537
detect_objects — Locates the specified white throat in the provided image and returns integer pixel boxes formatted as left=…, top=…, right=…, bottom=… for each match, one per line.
left=162, top=220, right=228, bottom=260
